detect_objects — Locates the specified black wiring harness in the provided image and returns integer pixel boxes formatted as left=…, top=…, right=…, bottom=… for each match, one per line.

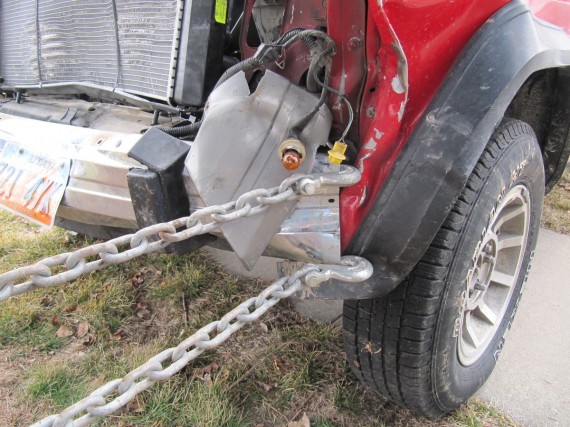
left=157, top=28, right=353, bottom=141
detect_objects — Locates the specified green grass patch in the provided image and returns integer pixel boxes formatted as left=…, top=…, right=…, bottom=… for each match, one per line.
left=27, top=364, right=89, bottom=409
left=543, top=169, right=570, bottom=235
left=450, top=399, right=517, bottom=427
left=0, top=209, right=519, bottom=426
left=115, top=379, right=248, bottom=427
left=0, top=313, right=63, bottom=352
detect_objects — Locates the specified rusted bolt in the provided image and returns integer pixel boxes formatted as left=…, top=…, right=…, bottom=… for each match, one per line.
left=366, top=107, right=376, bottom=118
left=348, top=37, right=363, bottom=51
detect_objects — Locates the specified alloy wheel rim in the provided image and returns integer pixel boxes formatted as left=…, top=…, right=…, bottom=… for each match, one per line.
left=458, top=185, right=530, bottom=366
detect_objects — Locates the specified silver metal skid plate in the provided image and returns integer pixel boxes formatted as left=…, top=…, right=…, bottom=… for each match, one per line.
left=185, top=71, right=332, bottom=269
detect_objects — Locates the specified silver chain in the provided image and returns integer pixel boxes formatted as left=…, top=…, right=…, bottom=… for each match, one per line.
left=0, top=172, right=349, bottom=302
left=31, top=263, right=325, bottom=427
left=0, top=165, right=366, bottom=426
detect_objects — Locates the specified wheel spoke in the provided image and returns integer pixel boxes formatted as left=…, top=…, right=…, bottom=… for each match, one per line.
left=493, top=204, right=525, bottom=231
left=490, top=270, right=515, bottom=287
left=476, top=301, right=498, bottom=326
left=457, top=176, right=531, bottom=366
left=463, top=312, right=481, bottom=349
left=497, top=233, right=524, bottom=250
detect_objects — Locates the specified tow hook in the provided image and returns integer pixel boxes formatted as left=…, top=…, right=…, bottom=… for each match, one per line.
left=297, top=164, right=361, bottom=195
left=305, top=256, right=374, bottom=288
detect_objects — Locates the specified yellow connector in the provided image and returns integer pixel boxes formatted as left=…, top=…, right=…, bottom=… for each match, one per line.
left=328, top=141, right=348, bottom=165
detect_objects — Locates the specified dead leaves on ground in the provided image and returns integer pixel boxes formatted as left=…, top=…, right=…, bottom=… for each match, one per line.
left=55, top=325, right=73, bottom=338
left=130, top=266, right=162, bottom=288
left=287, top=413, right=311, bottom=427
left=50, top=266, right=164, bottom=347
left=54, top=320, right=95, bottom=346
left=254, top=412, right=311, bottom=427
left=194, top=363, right=220, bottom=383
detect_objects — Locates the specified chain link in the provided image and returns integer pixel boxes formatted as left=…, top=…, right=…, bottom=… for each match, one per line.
left=0, top=173, right=329, bottom=302
left=30, top=263, right=321, bottom=427
left=0, top=165, right=365, bottom=426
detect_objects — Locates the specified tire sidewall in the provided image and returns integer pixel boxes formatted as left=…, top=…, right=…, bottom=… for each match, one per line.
left=432, top=126, right=544, bottom=411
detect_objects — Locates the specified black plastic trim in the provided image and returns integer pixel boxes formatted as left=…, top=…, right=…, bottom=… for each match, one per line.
left=173, top=0, right=226, bottom=106
left=127, top=128, right=214, bottom=254
left=343, top=0, right=570, bottom=298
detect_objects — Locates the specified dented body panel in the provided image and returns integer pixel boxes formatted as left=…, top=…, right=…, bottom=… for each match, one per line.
left=343, top=0, right=570, bottom=294
left=1, top=0, right=570, bottom=298
left=338, top=0, right=512, bottom=246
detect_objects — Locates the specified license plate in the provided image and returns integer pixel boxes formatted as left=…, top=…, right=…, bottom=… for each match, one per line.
left=0, top=140, right=70, bottom=226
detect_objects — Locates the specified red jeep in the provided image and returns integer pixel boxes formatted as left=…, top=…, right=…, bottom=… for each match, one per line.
left=1, top=0, right=569, bottom=420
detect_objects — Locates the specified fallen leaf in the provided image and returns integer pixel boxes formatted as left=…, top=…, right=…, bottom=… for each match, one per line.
left=287, top=413, right=310, bottom=427
left=195, top=363, right=220, bottom=381
left=273, top=357, right=283, bottom=373
left=136, top=309, right=152, bottom=320
left=202, top=363, right=220, bottom=374
left=51, top=315, right=59, bottom=326
left=111, top=329, right=126, bottom=341
left=131, top=272, right=144, bottom=286
left=76, top=321, right=89, bottom=338
left=127, top=398, right=146, bottom=413
left=56, top=325, right=73, bottom=338
left=81, top=334, right=96, bottom=346
left=259, top=322, right=269, bottom=333
left=40, top=295, right=53, bottom=307
left=257, top=381, right=272, bottom=392
left=62, top=303, right=78, bottom=313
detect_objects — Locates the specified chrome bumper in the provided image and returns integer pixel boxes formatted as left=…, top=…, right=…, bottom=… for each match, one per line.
left=0, top=112, right=143, bottom=229
left=0, top=112, right=341, bottom=265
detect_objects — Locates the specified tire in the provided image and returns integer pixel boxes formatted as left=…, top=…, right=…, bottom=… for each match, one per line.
left=342, top=119, right=544, bottom=418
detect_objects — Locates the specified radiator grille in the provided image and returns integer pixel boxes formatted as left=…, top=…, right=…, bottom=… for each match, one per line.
left=0, top=0, right=181, bottom=101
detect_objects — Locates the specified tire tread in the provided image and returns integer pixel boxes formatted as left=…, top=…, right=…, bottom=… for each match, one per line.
left=342, top=119, right=539, bottom=417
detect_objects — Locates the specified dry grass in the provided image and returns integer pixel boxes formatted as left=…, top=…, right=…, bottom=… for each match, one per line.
left=542, top=169, right=570, bottom=235
left=0, top=210, right=520, bottom=427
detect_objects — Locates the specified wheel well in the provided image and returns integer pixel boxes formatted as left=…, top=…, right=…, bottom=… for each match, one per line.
left=505, top=67, right=570, bottom=192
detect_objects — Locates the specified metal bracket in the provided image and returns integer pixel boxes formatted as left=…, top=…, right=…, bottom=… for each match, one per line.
left=297, top=165, right=361, bottom=195
left=305, top=256, right=373, bottom=288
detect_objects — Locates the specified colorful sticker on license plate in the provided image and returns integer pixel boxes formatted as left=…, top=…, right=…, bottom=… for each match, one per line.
left=0, top=141, right=70, bottom=226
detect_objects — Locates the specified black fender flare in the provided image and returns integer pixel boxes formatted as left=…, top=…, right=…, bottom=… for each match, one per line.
left=340, top=0, right=570, bottom=299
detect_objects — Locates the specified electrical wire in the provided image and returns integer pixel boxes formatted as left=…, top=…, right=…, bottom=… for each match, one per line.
left=281, top=29, right=336, bottom=53
left=290, top=47, right=334, bottom=135
left=311, top=61, right=354, bottom=142
left=156, top=120, right=201, bottom=137
left=156, top=29, right=340, bottom=139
